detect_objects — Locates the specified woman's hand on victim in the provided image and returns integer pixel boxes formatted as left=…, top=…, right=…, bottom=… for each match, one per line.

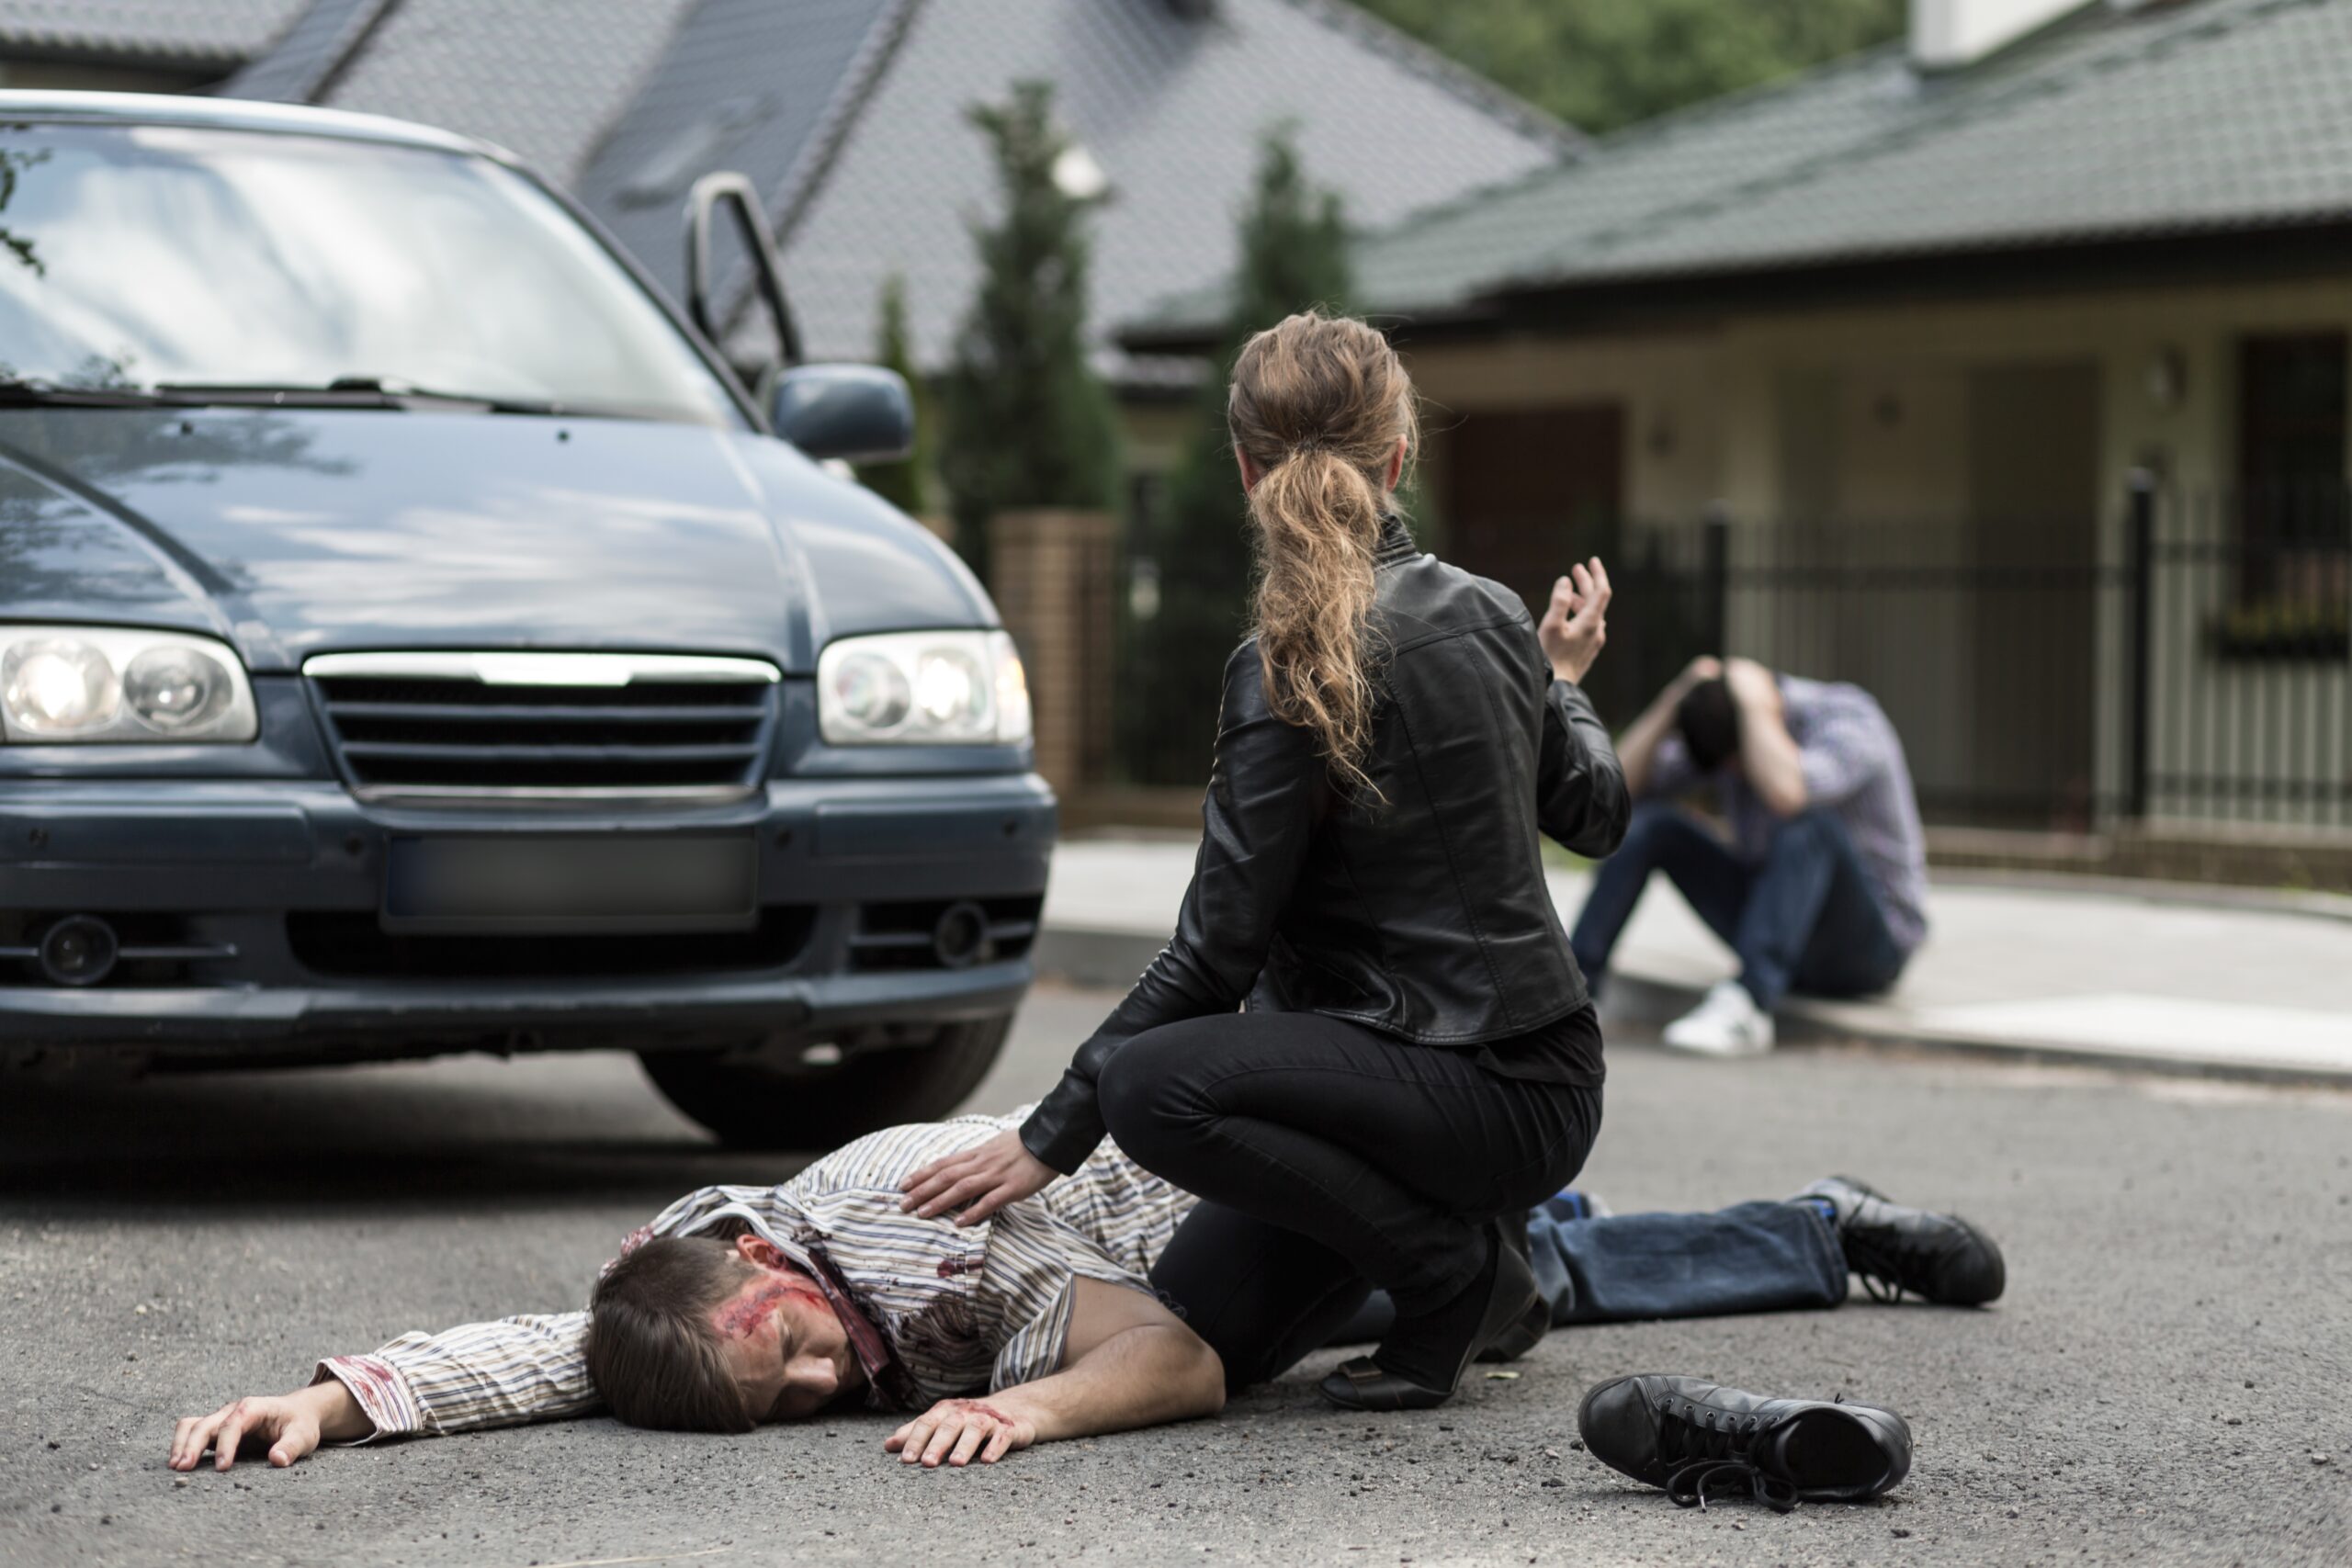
left=899, top=1127, right=1057, bottom=1226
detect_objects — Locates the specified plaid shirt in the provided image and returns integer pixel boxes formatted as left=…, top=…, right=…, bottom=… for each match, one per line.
left=315, top=1109, right=1196, bottom=1438
left=1646, top=673, right=1929, bottom=953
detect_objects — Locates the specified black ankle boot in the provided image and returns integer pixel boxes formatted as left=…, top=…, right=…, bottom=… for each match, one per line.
left=1476, top=1210, right=1550, bottom=1362
left=1578, top=1374, right=1913, bottom=1511
left=1796, top=1175, right=2006, bottom=1305
left=1320, top=1220, right=1537, bottom=1412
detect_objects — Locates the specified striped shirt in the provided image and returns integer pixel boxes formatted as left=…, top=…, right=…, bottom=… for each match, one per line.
left=315, top=1109, right=1197, bottom=1438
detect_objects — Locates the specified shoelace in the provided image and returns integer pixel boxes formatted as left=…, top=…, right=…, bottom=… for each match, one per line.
left=1841, top=1225, right=1934, bottom=1303
left=1655, top=1403, right=1800, bottom=1515
left=1667, top=1458, right=1800, bottom=1514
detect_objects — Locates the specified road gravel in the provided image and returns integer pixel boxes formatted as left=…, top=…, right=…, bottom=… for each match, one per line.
left=3, top=984, right=2346, bottom=1567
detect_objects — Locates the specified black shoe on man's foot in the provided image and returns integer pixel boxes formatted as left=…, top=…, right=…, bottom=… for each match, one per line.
left=1795, top=1175, right=2006, bottom=1306
left=1320, top=1220, right=1537, bottom=1411
left=1577, top=1374, right=1912, bottom=1512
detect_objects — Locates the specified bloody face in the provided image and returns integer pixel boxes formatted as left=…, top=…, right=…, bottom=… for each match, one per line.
left=709, top=1258, right=865, bottom=1421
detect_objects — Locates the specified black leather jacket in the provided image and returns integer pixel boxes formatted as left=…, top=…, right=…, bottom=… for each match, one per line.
left=1021, top=518, right=1630, bottom=1173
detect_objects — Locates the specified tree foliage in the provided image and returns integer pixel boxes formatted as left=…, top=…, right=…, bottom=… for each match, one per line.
left=856, top=273, right=933, bottom=517
left=936, top=81, right=1120, bottom=579
left=1119, top=130, right=1351, bottom=786
left=1356, top=0, right=1905, bottom=135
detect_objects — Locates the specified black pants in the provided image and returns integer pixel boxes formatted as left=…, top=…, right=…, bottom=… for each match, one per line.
left=1571, top=804, right=1907, bottom=1011
left=1100, top=1008, right=1601, bottom=1387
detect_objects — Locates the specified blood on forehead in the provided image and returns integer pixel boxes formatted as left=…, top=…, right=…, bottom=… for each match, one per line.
left=712, top=1280, right=792, bottom=1339
left=712, top=1276, right=826, bottom=1339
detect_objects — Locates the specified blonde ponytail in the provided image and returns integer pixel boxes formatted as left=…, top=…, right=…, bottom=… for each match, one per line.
left=1227, top=312, right=1419, bottom=797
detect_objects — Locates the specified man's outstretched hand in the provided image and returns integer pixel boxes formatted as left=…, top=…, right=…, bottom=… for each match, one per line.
left=899, top=1127, right=1057, bottom=1226
left=1538, top=557, right=1611, bottom=684
left=886, top=1395, right=1039, bottom=1467
left=170, top=1382, right=368, bottom=1472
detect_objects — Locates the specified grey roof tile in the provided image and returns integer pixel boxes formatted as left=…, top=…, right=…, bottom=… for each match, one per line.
left=229, top=0, right=1566, bottom=382
left=765, top=0, right=1571, bottom=378
left=310, top=0, right=700, bottom=183
left=571, top=0, right=902, bottom=308
left=1144, top=0, right=2352, bottom=335
left=222, top=0, right=393, bottom=103
left=0, top=0, right=307, bottom=63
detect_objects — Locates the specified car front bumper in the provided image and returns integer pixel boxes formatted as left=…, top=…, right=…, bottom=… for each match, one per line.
left=0, top=773, right=1055, bottom=1065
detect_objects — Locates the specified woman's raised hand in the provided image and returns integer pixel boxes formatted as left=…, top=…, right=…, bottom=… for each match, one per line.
left=1538, top=557, right=1611, bottom=684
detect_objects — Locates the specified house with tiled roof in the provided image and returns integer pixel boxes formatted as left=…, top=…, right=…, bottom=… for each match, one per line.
left=1133, top=0, right=2352, bottom=861
left=217, top=0, right=1575, bottom=413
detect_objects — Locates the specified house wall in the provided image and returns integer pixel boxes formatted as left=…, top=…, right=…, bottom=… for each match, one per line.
left=1372, top=275, right=2352, bottom=836
left=1739, top=278, right=2352, bottom=835
left=1399, top=330, right=1727, bottom=529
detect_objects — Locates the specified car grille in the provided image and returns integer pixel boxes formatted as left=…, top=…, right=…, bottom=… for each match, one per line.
left=304, top=652, right=778, bottom=798
left=286, top=908, right=815, bottom=980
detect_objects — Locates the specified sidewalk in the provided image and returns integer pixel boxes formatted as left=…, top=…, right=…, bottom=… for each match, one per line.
left=1036, top=835, right=2352, bottom=1083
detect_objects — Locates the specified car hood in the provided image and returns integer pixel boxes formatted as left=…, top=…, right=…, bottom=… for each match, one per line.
left=0, top=407, right=989, bottom=673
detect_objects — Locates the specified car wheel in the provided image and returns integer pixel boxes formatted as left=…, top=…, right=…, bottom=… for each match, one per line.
left=638, top=1012, right=1012, bottom=1148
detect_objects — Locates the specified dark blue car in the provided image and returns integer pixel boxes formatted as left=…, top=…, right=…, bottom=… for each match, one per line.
left=0, top=94, right=1054, bottom=1145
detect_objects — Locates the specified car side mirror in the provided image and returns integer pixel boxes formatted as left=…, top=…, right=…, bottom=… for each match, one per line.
left=768, top=365, right=914, bottom=464
left=685, top=172, right=800, bottom=364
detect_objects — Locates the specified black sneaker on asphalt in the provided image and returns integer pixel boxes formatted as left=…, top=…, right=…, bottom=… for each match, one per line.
left=1795, top=1174, right=2007, bottom=1306
left=1577, top=1374, right=1913, bottom=1512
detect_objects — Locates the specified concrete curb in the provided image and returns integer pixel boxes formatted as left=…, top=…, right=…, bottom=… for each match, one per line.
left=1929, top=867, right=2352, bottom=926
left=1032, top=922, right=2352, bottom=1089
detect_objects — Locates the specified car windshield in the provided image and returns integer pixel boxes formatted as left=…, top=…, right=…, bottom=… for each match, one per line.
left=0, top=119, right=741, bottom=425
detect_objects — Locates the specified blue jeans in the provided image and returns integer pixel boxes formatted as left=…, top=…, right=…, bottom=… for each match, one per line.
left=1569, top=802, right=1908, bottom=1011
left=1332, top=1197, right=1849, bottom=1345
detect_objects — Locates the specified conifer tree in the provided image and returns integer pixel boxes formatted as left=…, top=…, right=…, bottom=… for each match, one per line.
left=1119, top=130, right=1351, bottom=785
left=936, top=81, right=1120, bottom=580
left=856, top=273, right=933, bottom=517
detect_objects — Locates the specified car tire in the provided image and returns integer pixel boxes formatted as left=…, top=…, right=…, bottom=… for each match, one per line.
left=638, top=1012, right=1013, bottom=1148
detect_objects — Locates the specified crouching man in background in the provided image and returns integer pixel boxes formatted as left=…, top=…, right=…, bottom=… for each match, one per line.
left=1570, top=657, right=1930, bottom=1056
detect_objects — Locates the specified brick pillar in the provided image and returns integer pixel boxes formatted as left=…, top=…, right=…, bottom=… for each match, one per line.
left=988, top=508, right=1116, bottom=798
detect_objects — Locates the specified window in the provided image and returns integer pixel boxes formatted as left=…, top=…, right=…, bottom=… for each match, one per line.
left=2229, top=333, right=2349, bottom=654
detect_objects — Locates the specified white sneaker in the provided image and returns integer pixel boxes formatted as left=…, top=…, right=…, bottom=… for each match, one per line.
left=1660, top=980, right=1776, bottom=1057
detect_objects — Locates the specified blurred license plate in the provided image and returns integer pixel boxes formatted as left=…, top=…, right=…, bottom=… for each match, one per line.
left=382, top=835, right=757, bottom=933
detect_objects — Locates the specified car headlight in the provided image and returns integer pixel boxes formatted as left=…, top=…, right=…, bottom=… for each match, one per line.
left=0, top=626, right=258, bottom=743
left=817, top=630, right=1030, bottom=746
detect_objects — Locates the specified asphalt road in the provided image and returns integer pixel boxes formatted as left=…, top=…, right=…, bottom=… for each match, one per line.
left=3, top=984, right=2347, bottom=1568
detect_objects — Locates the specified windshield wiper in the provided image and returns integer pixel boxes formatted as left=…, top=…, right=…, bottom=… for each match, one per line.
left=0, top=378, right=168, bottom=407
left=151, top=377, right=570, bottom=416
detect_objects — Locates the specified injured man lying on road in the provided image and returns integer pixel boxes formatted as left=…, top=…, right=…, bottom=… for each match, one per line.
left=169, top=1106, right=2004, bottom=1473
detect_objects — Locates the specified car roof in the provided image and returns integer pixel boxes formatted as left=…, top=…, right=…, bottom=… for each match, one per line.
left=0, top=90, right=509, bottom=164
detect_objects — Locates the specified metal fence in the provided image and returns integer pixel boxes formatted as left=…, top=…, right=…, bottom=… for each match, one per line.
left=1582, top=479, right=2352, bottom=834
left=1104, top=479, right=2352, bottom=837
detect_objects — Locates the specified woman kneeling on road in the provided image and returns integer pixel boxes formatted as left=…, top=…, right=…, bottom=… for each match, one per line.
left=903, top=310, right=1628, bottom=1410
